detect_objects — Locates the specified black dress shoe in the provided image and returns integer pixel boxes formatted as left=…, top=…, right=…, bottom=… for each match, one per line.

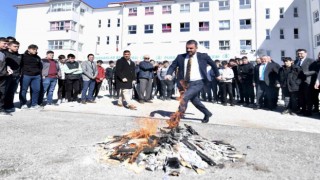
left=202, top=112, right=213, bottom=123
left=303, top=111, right=312, bottom=117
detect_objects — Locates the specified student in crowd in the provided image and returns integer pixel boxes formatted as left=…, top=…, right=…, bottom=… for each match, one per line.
left=3, top=41, right=21, bottom=112
left=279, top=57, right=302, bottom=116
left=56, top=55, right=67, bottom=105
left=138, top=55, right=154, bottom=103
left=219, top=61, right=234, bottom=106
left=81, top=54, right=98, bottom=104
left=63, top=54, right=82, bottom=103
left=40, top=51, right=61, bottom=105
left=0, top=37, right=11, bottom=115
left=238, top=56, right=254, bottom=106
left=93, top=60, right=105, bottom=99
left=105, top=60, right=116, bottom=98
left=19, top=44, right=42, bottom=109
left=158, top=60, right=174, bottom=101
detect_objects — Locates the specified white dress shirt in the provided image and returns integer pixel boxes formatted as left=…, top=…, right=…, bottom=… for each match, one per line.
left=184, top=54, right=203, bottom=81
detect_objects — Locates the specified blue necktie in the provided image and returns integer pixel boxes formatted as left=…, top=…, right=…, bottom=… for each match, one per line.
left=261, top=64, right=266, bottom=80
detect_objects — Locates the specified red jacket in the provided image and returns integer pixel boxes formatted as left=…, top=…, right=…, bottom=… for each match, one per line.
left=96, top=66, right=105, bottom=82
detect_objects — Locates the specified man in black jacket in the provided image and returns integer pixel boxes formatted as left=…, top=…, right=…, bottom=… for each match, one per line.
left=279, top=57, right=302, bottom=115
left=3, top=41, right=21, bottom=112
left=105, top=61, right=116, bottom=98
left=238, top=56, right=254, bottom=106
left=294, top=49, right=315, bottom=116
left=138, top=55, right=154, bottom=103
left=0, top=37, right=12, bottom=116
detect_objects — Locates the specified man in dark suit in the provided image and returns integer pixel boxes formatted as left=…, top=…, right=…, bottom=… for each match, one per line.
left=294, top=49, right=315, bottom=116
left=115, top=50, right=137, bottom=110
left=253, top=55, right=280, bottom=110
left=165, top=40, right=221, bottom=123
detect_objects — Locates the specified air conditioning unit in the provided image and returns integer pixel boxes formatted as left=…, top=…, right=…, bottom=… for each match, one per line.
left=240, top=50, right=248, bottom=54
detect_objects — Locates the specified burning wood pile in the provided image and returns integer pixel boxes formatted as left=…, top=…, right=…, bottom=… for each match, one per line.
left=97, top=119, right=245, bottom=176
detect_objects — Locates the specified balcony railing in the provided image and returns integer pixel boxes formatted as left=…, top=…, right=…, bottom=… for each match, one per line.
left=145, top=11, right=154, bottom=15
left=199, top=27, right=209, bottom=31
left=180, top=28, right=190, bottom=32
left=240, top=4, right=251, bottom=9
left=162, top=28, right=171, bottom=33
left=219, top=6, right=230, bottom=10
left=129, top=12, right=137, bottom=16
left=240, top=25, right=252, bottom=29
left=162, top=10, right=171, bottom=14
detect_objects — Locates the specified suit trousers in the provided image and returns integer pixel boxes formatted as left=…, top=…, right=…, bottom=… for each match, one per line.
left=298, top=82, right=313, bottom=112
left=179, top=80, right=210, bottom=116
left=241, top=81, right=254, bottom=104
left=161, top=80, right=173, bottom=99
left=118, top=88, right=133, bottom=106
left=139, top=78, right=153, bottom=100
left=256, top=81, right=274, bottom=109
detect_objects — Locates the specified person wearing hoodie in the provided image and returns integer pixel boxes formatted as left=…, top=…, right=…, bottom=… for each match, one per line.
left=3, top=41, right=21, bottom=112
left=19, top=44, right=42, bottom=110
left=40, top=51, right=61, bottom=105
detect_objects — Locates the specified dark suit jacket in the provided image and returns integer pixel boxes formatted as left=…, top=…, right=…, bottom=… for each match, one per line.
left=115, top=57, right=136, bottom=89
left=253, top=62, right=280, bottom=86
left=167, top=52, right=219, bottom=89
left=294, top=58, right=315, bottom=85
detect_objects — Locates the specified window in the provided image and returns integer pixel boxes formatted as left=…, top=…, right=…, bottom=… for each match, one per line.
left=280, top=8, right=284, bottom=18
left=293, top=7, right=298, bottom=17
left=281, top=50, right=286, bottom=57
left=50, top=21, right=76, bottom=31
left=316, top=34, right=320, bottom=46
left=219, top=0, right=230, bottom=10
left=162, top=23, right=172, bottom=33
left=107, top=19, right=111, bottom=28
left=79, top=25, right=84, bottom=34
left=97, top=37, right=100, bottom=45
left=280, top=29, right=284, bottom=39
left=78, top=43, right=83, bottom=52
left=50, top=2, right=76, bottom=12
left=117, top=19, right=120, bottom=27
left=239, top=0, right=251, bottom=9
left=314, top=10, right=319, bottom=23
left=180, top=4, right=190, bottom=13
left=145, top=6, right=154, bottom=15
left=180, top=22, right=190, bottom=32
left=199, top=21, right=209, bottom=31
left=219, top=40, right=230, bottom=50
left=240, top=19, right=251, bottom=29
left=199, top=41, right=210, bottom=49
left=266, top=50, right=271, bottom=56
left=266, top=8, right=270, bottom=19
left=48, top=40, right=75, bottom=50
left=199, top=2, right=209, bottom=12
left=106, top=36, right=110, bottom=45
left=129, top=8, right=137, bottom=16
left=162, top=5, right=171, bottom=14
left=294, top=28, right=299, bottom=39
left=219, top=20, right=230, bottom=30
left=145, top=24, right=153, bottom=34
left=116, top=36, right=119, bottom=45
left=128, top=25, right=137, bottom=34
left=80, top=8, right=85, bottom=15
left=240, top=40, right=252, bottom=50
left=266, top=29, right=271, bottom=40
left=98, top=19, right=101, bottom=28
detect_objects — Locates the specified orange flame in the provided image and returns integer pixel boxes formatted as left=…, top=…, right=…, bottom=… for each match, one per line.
left=125, top=118, right=159, bottom=139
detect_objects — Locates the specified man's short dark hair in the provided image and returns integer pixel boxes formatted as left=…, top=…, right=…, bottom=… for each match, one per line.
left=6, top=36, right=16, bottom=41
left=109, top=60, right=114, bottom=64
left=8, top=41, right=20, bottom=46
left=87, top=54, right=94, bottom=58
left=221, top=61, right=228, bottom=66
left=297, top=49, right=307, bottom=53
left=47, top=50, right=54, bottom=55
left=28, top=44, right=38, bottom=49
left=67, top=54, right=75, bottom=59
left=215, top=60, right=220, bottom=63
left=123, top=50, right=130, bottom=54
left=229, top=59, right=236, bottom=63
left=163, top=60, right=169, bottom=64
left=282, top=57, right=293, bottom=62
left=242, top=56, right=248, bottom=60
left=0, top=37, right=8, bottom=42
left=186, top=40, right=198, bottom=47
left=58, top=55, right=66, bottom=60
left=97, top=60, right=103, bottom=64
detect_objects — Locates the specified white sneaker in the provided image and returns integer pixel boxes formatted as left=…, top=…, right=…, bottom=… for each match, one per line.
left=30, top=105, right=41, bottom=110
left=56, top=100, right=61, bottom=105
left=20, top=105, right=28, bottom=110
left=61, top=98, right=66, bottom=103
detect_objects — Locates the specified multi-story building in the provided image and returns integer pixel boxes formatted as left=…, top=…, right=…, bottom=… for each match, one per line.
left=15, top=0, right=318, bottom=62
left=309, top=0, right=320, bottom=59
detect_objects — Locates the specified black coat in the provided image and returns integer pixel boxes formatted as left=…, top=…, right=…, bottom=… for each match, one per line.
left=21, top=51, right=42, bottom=76
left=115, top=57, right=136, bottom=89
left=279, top=65, right=302, bottom=92
left=4, top=50, right=22, bottom=77
left=238, top=63, right=254, bottom=83
left=253, top=62, right=280, bottom=86
left=294, top=58, right=315, bottom=85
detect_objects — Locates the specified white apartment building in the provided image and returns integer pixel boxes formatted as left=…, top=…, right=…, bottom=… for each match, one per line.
left=15, top=0, right=318, bottom=62
left=309, top=0, right=320, bottom=58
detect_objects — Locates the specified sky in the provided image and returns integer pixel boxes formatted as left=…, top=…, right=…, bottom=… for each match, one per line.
left=0, top=0, right=121, bottom=37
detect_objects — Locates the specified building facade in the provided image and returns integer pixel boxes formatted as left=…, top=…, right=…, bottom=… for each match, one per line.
left=15, top=0, right=318, bottom=62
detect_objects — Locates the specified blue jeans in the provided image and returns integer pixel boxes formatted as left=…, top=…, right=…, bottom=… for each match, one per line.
left=41, top=77, right=58, bottom=104
left=19, top=75, right=41, bottom=107
left=81, top=80, right=96, bottom=101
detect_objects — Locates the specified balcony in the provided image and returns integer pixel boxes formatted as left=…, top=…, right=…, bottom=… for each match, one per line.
left=199, top=27, right=209, bottom=31
left=162, top=28, right=171, bottom=33
left=240, top=25, right=252, bottom=29
left=219, top=6, right=230, bottom=10
left=240, top=4, right=251, bottom=9
left=128, top=12, right=137, bottom=16
left=162, top=10, right=171, bottom=14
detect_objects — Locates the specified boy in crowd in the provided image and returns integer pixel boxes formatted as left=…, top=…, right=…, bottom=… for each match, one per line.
left=219, top=61, right=234, bottom=106
left=57, top=55, right=67, bottom=104
left=63, top=54, right=82, bottom=103
left=0, top=38, right=11, bottom=115
left=106, top=61, right=116, bottom=98
left=93, top=60, right=105, bottom=99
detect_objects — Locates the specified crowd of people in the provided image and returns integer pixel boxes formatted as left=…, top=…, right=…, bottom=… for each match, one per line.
left=1, top=36, right=320, bottom=118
